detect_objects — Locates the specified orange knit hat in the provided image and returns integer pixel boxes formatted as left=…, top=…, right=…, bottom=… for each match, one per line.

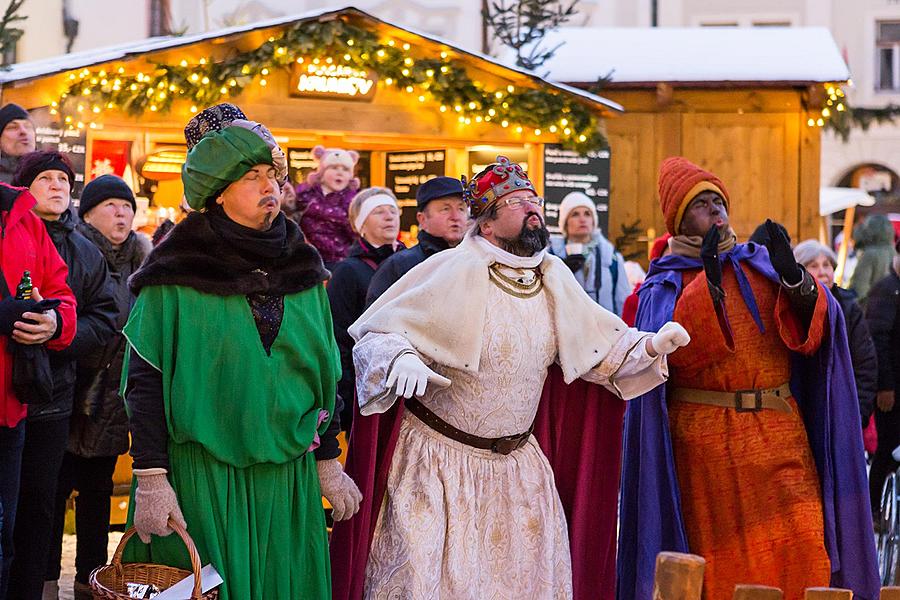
left=657, top=157, right=729, bottom=235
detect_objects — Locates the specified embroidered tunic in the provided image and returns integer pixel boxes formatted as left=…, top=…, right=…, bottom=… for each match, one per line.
left=354, top=262, right=665, bottom=599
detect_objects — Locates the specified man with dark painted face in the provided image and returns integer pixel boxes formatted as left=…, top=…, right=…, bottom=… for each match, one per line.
left=618, top=157, right=879, bottom=600
left=330, top=156, right=690, bottom=599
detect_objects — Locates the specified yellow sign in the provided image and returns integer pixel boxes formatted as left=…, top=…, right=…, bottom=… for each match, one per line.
left=290, top=61, right=378, bottom=101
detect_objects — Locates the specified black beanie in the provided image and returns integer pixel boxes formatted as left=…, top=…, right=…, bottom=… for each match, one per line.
left=78, top=174, right=136, bottom=218
left=12, top=151, right=76, bottom=189
left=0, top=103, right=30, bottom=133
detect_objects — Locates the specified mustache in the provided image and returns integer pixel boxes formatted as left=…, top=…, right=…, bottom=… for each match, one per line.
left=258, top=195, right=279, bottom=206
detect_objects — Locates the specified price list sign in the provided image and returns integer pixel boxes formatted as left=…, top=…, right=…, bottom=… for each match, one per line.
left=384, top=150, right=446, bottom=231
left=542, top=144, right=610, bottom=234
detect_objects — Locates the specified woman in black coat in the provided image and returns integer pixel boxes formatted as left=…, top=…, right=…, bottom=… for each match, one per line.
left=8, top=153, right=118, bottom=600
left=794, top=240, right=878, bottom=426
left=327, top=187, right=402, bottom=434
left=43, top=175, right=151, bottom=600
left=865, top=240, right=900, bottom=517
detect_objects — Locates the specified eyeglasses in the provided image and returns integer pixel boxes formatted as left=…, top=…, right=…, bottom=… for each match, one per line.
left=502, top=196, right=545, bottom=210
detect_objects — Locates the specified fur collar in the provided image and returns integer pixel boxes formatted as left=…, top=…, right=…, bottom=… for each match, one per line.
left=129, top=211, right=327, bottom=296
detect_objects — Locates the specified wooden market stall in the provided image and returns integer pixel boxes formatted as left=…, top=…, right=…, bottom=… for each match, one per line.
left=0, top=7, right=620, bottom=245
left=530, top=26, right=851, bottom=260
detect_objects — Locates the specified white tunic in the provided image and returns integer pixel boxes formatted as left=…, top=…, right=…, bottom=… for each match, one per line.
left=353, top=266, right=666, bottom=600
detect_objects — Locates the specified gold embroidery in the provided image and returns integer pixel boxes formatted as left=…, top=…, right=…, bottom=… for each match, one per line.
left=488, top=263, right=544, bottom=298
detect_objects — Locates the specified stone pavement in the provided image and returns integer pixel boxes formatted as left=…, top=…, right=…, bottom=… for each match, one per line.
left=57, top=531, right=123, bottom=600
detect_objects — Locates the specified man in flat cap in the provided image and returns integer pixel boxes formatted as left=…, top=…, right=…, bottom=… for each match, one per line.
left=121, top=104, right=360, bottom=599
left=0, top=103, right=36, bottom=184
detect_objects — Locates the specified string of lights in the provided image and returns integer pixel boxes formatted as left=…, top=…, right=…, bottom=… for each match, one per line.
left=53, top=19, right=607, bottom=152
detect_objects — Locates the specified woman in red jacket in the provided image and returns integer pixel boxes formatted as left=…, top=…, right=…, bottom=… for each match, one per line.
left=0, top=181, right=75, bottom=600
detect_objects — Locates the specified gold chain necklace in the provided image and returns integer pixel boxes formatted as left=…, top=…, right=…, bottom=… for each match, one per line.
left=488, top=263, right=544, bottom=299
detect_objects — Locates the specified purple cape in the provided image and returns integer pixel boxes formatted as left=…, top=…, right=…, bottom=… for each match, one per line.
left=617, top=243, right=879, bottom=600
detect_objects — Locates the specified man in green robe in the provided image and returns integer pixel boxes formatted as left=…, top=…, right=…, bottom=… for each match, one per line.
left=121, top=104, right=361, bottom=599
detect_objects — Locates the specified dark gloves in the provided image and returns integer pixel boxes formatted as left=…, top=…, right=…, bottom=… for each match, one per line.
left=563, top=253, right=587, bottom=274
left=0, top=297, right=37, bottom=335
left=700, top=225, right=726, bottom=307
left=762, top=219, right=803, bottom=286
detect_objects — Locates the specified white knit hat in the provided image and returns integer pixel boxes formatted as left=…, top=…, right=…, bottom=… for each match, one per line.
left=558, top=192, right=598, bottom=236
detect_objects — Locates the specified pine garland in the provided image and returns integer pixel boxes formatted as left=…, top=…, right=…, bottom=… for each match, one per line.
left=56, top=19, right=605, bottom=152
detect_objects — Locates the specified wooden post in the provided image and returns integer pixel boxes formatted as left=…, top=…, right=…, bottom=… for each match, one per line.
left=733, top=584, right=783, bottom=599
left=833, top=204, right=855, bottom=286
left=881, top=588, right=900, bottom=600
left=652, top=552, right=705, bottom=600
left=804, top=588, right=853, bottom=600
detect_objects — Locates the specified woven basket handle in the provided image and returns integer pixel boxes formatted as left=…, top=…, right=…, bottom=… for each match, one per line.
left=112, top=518, right=204, bottom=599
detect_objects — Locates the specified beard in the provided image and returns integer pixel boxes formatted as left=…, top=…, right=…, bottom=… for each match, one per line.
left=496, top=212, right=550, bottom=257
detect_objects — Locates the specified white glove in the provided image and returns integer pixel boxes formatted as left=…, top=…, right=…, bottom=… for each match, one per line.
left=650, top=321, right=691, bottom=356
left=133, top=470, right=187, bottom=544
left=386, top=352, right=451, bottom=399
left=317, top=459, right=362, bottom=521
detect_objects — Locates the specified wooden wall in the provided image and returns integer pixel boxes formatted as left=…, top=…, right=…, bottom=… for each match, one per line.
left=600, top=87, right=821, bottom=260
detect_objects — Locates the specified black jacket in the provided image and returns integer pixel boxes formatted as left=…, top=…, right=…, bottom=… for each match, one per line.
left=68, top=225, right=149, bottom=457
left=866, top=271, right=900, bottom=397
left=365, top=230, right=450, bottom=306
left=832, top=285, right=878, bottom=426
left=30, top=210, right=118, bottom=422
left=327, top=238, right=401, bottom=433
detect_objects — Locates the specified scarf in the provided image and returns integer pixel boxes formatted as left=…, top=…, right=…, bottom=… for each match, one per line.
left=205, top=201, right=290, bottom=260
left=77, top=222, right=148, bottom=274
left=668, top=228, right=737, bottom=258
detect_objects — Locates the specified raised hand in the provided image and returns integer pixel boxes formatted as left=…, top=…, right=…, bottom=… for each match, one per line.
left=763, top=219, right=803, bottom=286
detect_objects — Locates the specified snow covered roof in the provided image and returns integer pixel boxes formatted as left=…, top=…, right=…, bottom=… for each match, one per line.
left=507, top=27, right=849, bottom=86
left=820, top=187, right=875, bottom=216
left=0, top=6, right=621, bottom=112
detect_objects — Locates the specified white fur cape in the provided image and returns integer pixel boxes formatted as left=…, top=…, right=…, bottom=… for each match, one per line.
left=348, top=234, right=630, bottom=384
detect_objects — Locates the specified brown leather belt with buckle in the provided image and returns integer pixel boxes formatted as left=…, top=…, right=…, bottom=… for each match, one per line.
left=670, top=382, right=793, bottom=413
left=404, top=396, right=533, bottom=455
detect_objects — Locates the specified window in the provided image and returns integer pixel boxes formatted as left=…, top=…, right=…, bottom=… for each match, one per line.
left=876, top=20, right=900, bottom=91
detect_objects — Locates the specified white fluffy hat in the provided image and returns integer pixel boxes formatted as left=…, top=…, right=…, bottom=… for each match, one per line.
left=558, top=191, right=598, bottom=236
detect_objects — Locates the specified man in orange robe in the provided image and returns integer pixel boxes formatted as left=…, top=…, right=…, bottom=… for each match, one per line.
left=617, top=157, right=879, bottom=600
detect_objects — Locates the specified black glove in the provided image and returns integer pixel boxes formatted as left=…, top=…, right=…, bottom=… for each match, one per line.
left=700, top=225, right=727, bottom=309
left=563, top=253, right=587, bottom=274
left=763, top=219, right=803, bottom=286
left=0, top=297, right=38, bottom=336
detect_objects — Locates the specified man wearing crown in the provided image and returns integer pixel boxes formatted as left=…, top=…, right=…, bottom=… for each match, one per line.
left=329, top=156, right=690, bottom=599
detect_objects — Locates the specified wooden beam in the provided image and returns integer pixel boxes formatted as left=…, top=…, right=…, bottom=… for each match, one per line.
left=652, top=552, right=705, bottom=600
left=881, top=588, right=900, bottom=600
left=834, top=204, right=855, bottom=285
left=804, top=589, right=853, bottom=600
left=733, top=584, right=783, bottom=599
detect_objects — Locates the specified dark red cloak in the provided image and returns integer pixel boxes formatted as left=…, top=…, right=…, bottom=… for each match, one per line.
left=329, top=363, right=624, bottom=600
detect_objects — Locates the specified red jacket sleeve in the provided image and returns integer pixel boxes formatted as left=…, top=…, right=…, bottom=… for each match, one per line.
left=33, top=219, right=76, bottom=351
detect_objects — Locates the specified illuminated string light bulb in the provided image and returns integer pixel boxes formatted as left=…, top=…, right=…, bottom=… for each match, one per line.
left=578, top=134, right=587, bottom=142
left=467, top=101, right=476, bottom=109
left=440, top=65, right=450, bottom=74
left=343, top=54, right=351, bottom=61
left=426, top=69, right=434, bottom=77
left=563, top=127, right=571, bottom=135
left=454, top=105, right=462, bottom=112
left=403, top=43, right=410, bottom=50
left=296, top=57, right=304, bottom=64
left=376, top=49, right=386, bottom=58
left=507, top=85, right=515, bottom=93
left=199, top=58, right=207, bottom=65
left=822, top=107, right=831, bottom=117
left=92, top=105, right=100, bottom=113
left=405, top=85, right=414, bottom=93
left=150, top=105, right=157, bottom=111
left=260, top=79, right=267, bottom=86
left=180, top=60, right=188, bottom=67
left=475, top=116, right=483, bottom=122
left=404, top=58, right=414, bottom=66
left=387, top=40, right=395, bottom=46
left=488, top=108, right=496, bottom=116
left=89, top=122, right=97, bottom=129
left=220, top=86, right=228, bottom=94
left=440, top=51, right=448, bottom=59
left=549, top=125, right=557, bottom=133
left=242, top=64, right=251, bottom=74
left=276, top=47, right=286, bottom=56
left=64, top=116, right=72, bottom=123
left=464, top=117, right=471, bottom=124
left=501, top=120, right=509, bottom=127
left=229, top=79, right=237, bottom=87
left=190, top=73, right=199, bottom=82
left=385, top=77, right=393, bottom=85
left=515, top=126, right=523, bottom=133
left=807, top=118, right=816, bottom=126
left=534, top=129, right=541, bottom=135
left=347, top=39, right=355, bottom=46
left=560, top=118, right=568, bottom=126
left=816, top=118, right=824, bottom=126
left=837, top=103, right=845, bottom=111
left=401, top=69, right=410, bottom=76
left=440, top=105, right=447, bottom=112
left=418, top=95, right=425, bottom=102
left=77, top=121, right=84, bottom=129
left=261, top=68, right=269, bottom=75
left=117, top=67, right=125, bottom=74
left=168, top=84, right=176, bottom=91
left=190, top=105, right=198, bottom=113
left=458, top=116, right=465, bottom=123
left=325, top=57, right=333, bottom=64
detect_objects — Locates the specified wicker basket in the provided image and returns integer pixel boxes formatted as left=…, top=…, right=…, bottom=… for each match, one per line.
left=89, top=518, right=218, bottom=599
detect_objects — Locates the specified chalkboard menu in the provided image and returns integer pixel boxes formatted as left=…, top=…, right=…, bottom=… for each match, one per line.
left=29, top=106, right=88, bottom=197
left=384, top=150, right=446, bottom=231
left=542, top=144, right=610, bottom=234
left=287, top=147, right=370, bottom=189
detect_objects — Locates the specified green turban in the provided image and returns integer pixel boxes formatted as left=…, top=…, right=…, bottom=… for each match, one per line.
left=181, top=125, right=273, bottom=210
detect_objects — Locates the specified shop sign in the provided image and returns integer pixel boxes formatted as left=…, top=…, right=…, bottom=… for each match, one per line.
left=289, top=61, right=378, bottom=101
left=542, top=144, right=610, bottom=234
left=29, top=106, right=87, bottom=197
left=385, top=150, right=445, bottom=231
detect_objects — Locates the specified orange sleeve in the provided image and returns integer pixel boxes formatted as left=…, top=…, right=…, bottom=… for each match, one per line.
left=774, top=281, right=827, bottom=356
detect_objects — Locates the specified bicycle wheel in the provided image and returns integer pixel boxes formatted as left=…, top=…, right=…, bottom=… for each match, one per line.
left=878, top=471, right=900, bottom=585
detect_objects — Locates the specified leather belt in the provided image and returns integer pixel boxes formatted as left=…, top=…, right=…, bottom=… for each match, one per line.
left=670, top=382, right=793, bottom=413
left=404, top=396, right=533, bottom=455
